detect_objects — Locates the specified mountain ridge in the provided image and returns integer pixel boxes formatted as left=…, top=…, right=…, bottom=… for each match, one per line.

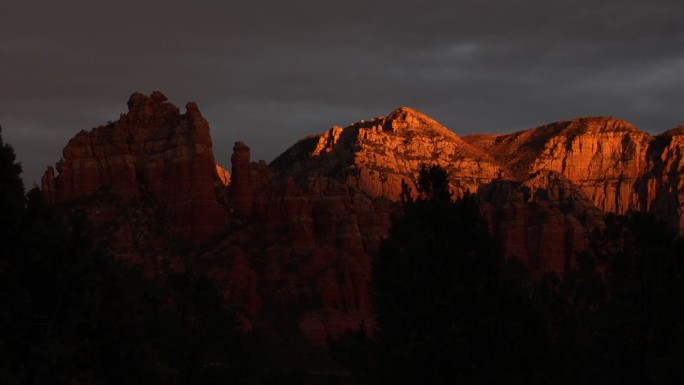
left=271, top=106, right=505, bottom=201
left=39, top=92, right=684, bottom=344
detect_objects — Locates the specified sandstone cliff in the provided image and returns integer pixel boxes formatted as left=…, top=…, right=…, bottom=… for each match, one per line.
left=464, top=117, right=684, bottom=232
left=209, top=142, right=395, bottom=345
left=41, top=91, right=228, bottom=245
left=641, top=127, right=684, bottom=231
left=479, top=171, right=604, bottom=272
left=271, top=107, right=506, bottom=200
left=464, top=117, right=652, bottom=215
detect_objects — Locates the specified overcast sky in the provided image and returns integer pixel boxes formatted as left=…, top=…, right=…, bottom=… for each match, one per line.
left=2, top=0, right=684, bottom=186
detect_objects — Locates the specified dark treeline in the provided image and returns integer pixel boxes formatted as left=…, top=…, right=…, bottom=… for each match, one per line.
left=330, top=165, right=684, bottom=385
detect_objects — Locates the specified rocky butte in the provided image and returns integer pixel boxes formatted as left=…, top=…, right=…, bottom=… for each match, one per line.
left=42, top=92, right=684, bottom=345
left=42, top=91, right=227, bottom=244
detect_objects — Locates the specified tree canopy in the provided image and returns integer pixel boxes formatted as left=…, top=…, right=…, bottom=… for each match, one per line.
left=0, top=129, right=25, bottom=246
left=372, top=165, right=542, bottom=384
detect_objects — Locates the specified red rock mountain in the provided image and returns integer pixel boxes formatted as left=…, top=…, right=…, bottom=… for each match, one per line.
left=270, top=107, right=505, bottom=200
left=463, top=118, right=684, bottom=233
left=463, top=117, right=651, bottom=214
left=42, top=93, right=684, bottom=344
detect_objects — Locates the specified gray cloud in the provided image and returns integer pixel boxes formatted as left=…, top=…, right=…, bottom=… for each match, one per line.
left=2, top=0, right=684, bottom=186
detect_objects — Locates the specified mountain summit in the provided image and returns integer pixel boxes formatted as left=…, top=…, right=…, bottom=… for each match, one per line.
left=271, top=106, right=503, bottom=200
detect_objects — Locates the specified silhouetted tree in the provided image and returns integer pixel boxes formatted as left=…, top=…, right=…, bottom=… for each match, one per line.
left=0, top=128, right=25, bottom=248
left=372, top=164, right=541, bottom=384
left=536, top=212, right=684, bottom=384
left=327, top=321, right=372, bottom=384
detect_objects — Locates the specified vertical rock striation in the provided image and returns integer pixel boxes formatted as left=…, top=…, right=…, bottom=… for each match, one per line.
left=209, top=143, right=395, bottom=345
left=41, top=91, right=227, bottom=244
left=641, top=127, right=684, bottom=231
left=229, top=141, right=253, bottom=217
left=464, top=117, right=684, bottom=233
left=464, top=117, right=652, bottom=214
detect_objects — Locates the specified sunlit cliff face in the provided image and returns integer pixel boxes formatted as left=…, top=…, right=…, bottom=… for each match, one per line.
left=216, top=164, right=230, bottom=187
left=463, top=117, right=652, bottom=214
left=272, top=106, right=505, bottom=201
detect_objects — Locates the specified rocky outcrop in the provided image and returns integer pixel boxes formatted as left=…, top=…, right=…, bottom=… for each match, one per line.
left=209, top=144, right=396, bottom=345
left=464, top=117, right=653, bottom=214
left=479, top=171, right=604, bottom=272
left=229, top=142, right=253, bottom=217
left=41, top=91, right=227, bottom=244
left=271, top=107, right=506, bottom=200
left=641, top=127, right=684, bottom=231
left=465, top=117, right=684, bottom=233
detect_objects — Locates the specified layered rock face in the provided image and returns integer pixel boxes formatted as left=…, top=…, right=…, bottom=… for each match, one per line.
left=464, top=117, right=684, bottom=232
left=464, top=117, right=652, bottom=214
left=229, top=141, right=254, bottom=217
left=41, top=91, right=227, bottom=244
left=479, top=171, right=604, bottom=272
left=641, top=127, right=684, bottom=231
left=271, top=107, right=505, bottom=200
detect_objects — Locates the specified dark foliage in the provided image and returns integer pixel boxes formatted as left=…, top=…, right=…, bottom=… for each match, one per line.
left=0, top=129, right=25, bottom=247
left=327, top=322, right=371, bottom=384
left=370, top=165, right=542, bottom=384
left=536, top=212, right=684, bottom=384
left=0, top=133, right=270, bottom=384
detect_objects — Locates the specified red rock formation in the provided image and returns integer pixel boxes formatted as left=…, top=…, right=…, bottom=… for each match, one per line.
left=41, top=97, right=684, bottom=346
left=641, top=127, right=684, bottom=231
left=464, top=117, right=652, bottom=214
left=229, top=141, right=253, bottom=217
left=41, top=91, right=227, bottom=244
left=465, top=117, right=684, bottom=234
left=207, top=144, right=395, bottom=345
left=479, top=171, right=604, bottom=272
left=271, top=107, right=506, bottom=201
left=216, top=164, right=230, bottom=186
left=271, top=111, right=684, bottom=274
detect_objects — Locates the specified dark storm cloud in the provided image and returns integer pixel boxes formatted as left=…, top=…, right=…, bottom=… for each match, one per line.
left=2, top=0, right=684, bottom=186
